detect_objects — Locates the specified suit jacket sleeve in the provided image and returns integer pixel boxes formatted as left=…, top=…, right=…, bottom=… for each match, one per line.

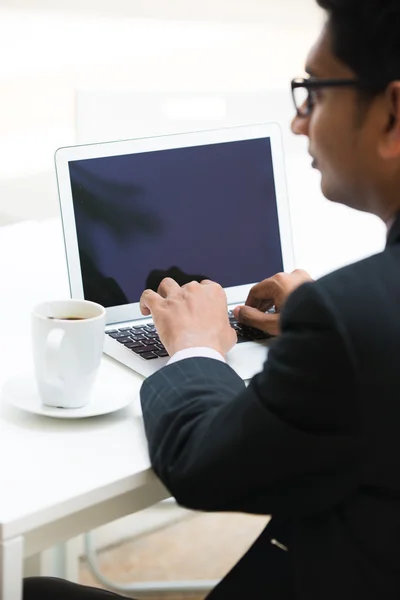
left=140, top=281, right=361, bottom=518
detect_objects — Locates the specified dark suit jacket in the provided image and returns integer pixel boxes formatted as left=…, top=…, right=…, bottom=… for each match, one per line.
left=140, top=213, right=400, bottom=599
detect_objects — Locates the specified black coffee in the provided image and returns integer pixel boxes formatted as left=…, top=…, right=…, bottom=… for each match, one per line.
left=48, top=316, right=86, bottom=320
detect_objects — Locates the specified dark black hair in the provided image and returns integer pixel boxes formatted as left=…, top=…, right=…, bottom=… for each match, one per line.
left=317, top=0, right=400, bottom=94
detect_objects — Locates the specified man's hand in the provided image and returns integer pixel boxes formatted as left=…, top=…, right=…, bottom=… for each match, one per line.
left=233, top=269, right=313, bottom=336
left=140, top=277, right=237, bottom=357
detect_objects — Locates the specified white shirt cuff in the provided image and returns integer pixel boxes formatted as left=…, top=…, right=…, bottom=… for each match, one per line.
left=167, top=347, right=226, bottom=365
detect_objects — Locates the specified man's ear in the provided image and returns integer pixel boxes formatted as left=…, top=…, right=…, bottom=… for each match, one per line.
left=378, top=82, right=400, bottom=160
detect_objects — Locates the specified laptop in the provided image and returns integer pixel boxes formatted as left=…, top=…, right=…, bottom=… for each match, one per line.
left=55, top=123, right=294, bottom=380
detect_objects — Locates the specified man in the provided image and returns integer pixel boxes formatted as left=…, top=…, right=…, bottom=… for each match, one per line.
left=24, top=0, right=400, bottom=597
left=137, top=0, right=400, bottom=599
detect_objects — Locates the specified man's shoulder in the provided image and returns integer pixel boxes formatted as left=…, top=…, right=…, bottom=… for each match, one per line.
left=283, top=246, right=400, bottom=332
left=300, top=245, right=400, bottom=335
left=317, top=244, right=400, bottom=300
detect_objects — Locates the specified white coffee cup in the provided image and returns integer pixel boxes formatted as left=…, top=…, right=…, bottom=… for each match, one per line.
left=31, top=299, right=106, bottom=408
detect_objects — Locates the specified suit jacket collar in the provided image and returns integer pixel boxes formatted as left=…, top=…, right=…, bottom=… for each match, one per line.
left=386, top=212, right=400, bottom=246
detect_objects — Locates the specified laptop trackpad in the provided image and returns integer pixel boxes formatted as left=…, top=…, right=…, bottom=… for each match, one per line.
left=226, top=341, right=269, bottom=381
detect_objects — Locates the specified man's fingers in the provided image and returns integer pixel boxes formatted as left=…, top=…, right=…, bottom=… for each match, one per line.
left=245, top=279, right=276, bottom=308
left=236, top=305, right=280, bottom=336
left=157, top=277, right=180, bottom=298
left=246, top=297, right=274, bottom=312
left=140, top=289, right=163, bottom=315
left=245, top=293, right=274, bottom=312
left=200, top=279, right=215, bottom=285
left=232, top=306, right=242, bottom=320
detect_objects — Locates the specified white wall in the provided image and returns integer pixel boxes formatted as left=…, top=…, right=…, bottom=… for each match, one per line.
left=1, top=0, right=322, bottom=23
left=0, top=1, right=323, bottom=222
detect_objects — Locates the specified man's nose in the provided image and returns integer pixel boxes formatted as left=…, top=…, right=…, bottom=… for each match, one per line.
left=291, top=113, right=309, bottom=136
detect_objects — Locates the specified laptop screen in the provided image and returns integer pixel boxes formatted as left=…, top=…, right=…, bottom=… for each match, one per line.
left=68, top=137, right=283, bottom=308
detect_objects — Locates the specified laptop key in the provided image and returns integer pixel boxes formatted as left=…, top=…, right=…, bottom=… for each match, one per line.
left=106, top=329, right=118, bottom=334
left=132, top=344, right=158, bottom=354
left=154, top=349, right=169, bottom=357
left=116, top=336, right=133, bottom=344
left=125, top=341, right=145, bottom=349
left=132, top=334, right=147, bottom=341
left=141, top=344, right=159, bottom=352
left=109, top=332, right=129, bottom=339
left=132, top=346, right=150, bottom=354
left=118, top=327, right=133, bottom=332
left=140, top=352, right=158, bottom=360
left=228, top=314, right=272, bottom=342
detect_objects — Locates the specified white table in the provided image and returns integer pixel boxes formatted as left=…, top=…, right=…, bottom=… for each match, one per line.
left=0, top=209, right=386, bottom=599
left=0, top=219, right=169, bottom=599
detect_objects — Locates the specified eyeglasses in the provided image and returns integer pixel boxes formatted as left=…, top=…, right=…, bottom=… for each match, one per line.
left=291, top=77, right=360, bottom=117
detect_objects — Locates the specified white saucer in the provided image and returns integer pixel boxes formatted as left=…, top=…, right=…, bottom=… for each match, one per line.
left=1, top=373, right=134, bottom=419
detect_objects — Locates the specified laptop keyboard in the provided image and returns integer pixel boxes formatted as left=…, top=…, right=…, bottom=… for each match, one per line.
left=106, top=311, right=271, bottom=361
